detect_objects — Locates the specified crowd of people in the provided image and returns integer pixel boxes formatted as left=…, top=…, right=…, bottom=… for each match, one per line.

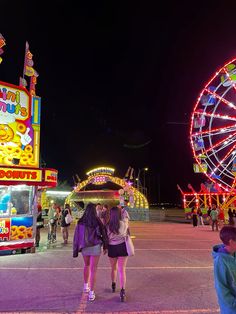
left=191, top=204, right=226, bottom=231
left=35, top=202, right=73, bottom=247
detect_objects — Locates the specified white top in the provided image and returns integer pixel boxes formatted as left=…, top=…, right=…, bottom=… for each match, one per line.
left=121, top=208, right=130, bottom=221
left=48, top=207, right=59, bottom=220
left=107, top=220, right=129, bottom=245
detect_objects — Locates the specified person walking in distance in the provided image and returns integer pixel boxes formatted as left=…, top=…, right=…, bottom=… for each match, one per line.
left=191, top=206, right=198, bottom=227
left=47, top=203, right=59, bottom=243
left=232, top=209, right=236, bottom=226
left=60, top=203, right=72, bottom=244
left=228, top=208, right=234, bottom=225
left=35, top=204, right=44, bottom=247
left=197, top=207, right=204, bottom=226
left=212, top=226, right=236, bottom=313
left=56, top=205, right=62, bottom=225
left=207, top=205, right=212, bottom=228
left=73, top=203, right=108, bottom=302
left=218, top=207, right=225, bottom=229
left=106, top=206, right=130, bottom=302
left=210, top=204, right=219, bottom=231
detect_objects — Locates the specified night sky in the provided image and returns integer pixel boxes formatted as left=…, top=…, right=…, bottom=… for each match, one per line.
left=1, top=1, right=236, bottom=203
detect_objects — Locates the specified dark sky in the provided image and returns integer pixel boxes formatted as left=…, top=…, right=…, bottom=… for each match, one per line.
left=1, top=1, right=236, bottom=203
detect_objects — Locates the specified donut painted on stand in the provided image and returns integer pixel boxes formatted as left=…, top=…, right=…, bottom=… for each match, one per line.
left=0, top=124, right=14, bottom=142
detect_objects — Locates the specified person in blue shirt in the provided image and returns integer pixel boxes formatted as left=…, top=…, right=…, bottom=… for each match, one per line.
left=212, top=225, right=236, bottom=313
left=0, top=188, right=10, bottom=213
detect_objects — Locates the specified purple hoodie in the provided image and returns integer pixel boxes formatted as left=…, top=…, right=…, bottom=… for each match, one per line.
left=73, top=222, right=108, bottom=257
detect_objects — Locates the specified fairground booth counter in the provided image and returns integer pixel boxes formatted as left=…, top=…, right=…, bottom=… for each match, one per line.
left=0, top=40, right=57, bottom=253
left=0, top=167, right=57, bottom=253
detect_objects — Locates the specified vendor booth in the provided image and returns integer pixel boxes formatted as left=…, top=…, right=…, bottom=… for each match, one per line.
left=0, top=79, right=57, bottom=254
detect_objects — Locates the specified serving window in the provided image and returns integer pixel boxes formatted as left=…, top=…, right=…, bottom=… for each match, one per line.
left=0, top=185, right=35, bottom=216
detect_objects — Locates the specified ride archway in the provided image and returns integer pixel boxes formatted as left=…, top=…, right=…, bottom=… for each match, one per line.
left=65, top=167, right=149, bottom=211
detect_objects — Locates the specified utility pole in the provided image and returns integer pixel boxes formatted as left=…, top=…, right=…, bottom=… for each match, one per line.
left=143, top=167, right=148, bottom=197
left=137, top=169, right=140, bottom=192
left=157, top=173, right=161, bottom=203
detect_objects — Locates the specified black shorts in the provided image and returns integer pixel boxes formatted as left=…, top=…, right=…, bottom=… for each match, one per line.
left=108, top=242, right=128, bottom=258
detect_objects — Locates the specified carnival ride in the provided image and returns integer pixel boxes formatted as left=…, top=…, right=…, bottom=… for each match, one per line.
left=179, top=57, right=236, bottom=217
left=65, top=166, right=149, bottom=210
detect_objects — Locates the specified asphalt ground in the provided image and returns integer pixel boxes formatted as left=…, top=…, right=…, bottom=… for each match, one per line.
left=0, top=221, right=221, bottom=314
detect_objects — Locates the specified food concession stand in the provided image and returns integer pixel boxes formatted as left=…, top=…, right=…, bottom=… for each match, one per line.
left=0, top=80, right=57, bottom=254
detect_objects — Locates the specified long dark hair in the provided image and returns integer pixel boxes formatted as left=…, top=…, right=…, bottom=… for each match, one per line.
left=108, top=206, right=121, bottom=234
left=64, top=203, right=71, bottom=214
left=79, top=203, right=99, bottom=228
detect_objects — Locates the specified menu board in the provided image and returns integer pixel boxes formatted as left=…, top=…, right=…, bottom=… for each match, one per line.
left=0, top=217, right=33, bottom=242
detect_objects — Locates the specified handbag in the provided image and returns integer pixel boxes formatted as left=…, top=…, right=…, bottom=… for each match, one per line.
left=36, top=221, right=44, bottom=228
left=50, top=218, right=55, bottom=224
left=125, top=234, right=135, bottom=256
left=65, top=213, right=73, bottom=224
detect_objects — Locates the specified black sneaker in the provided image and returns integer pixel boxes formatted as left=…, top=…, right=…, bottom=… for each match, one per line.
left=120, top=288, right=126, bottom=302
left=112, top=282, right=116, bottom=293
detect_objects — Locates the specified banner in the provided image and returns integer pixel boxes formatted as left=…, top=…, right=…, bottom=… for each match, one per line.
left=22, top=42, right=39, bottom=95
left=0, top=34, right=6, bottom=64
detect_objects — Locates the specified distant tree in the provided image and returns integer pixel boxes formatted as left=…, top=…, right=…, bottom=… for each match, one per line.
left=50, top=180, right=73, bottom=191
left=45, top=180, right=73, bottom=208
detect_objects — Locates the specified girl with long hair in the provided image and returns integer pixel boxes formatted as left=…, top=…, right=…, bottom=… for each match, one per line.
left=73, top=203, right=108, bottom=301
left=60, top=203, right=72, bottom=244
left=106, top=206, right=129, bottom=302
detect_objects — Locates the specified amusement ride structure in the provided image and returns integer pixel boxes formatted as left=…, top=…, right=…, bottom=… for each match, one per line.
left=66, top=166, right=149, bottom=210
left=178, top=57, right=236, bottom=215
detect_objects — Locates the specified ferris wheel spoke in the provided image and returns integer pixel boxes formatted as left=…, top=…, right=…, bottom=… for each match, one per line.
left=211, top=176, right=233, bottom=189
left=194, top=111, right=236, bottom=122
left=201, top=140, right=236, bottom=179
left=206, top=146, right=236, bottom=169
left=197, top=151, right=234, bottom=189
left=207, top=134, right=236, bottom=156
left=210, top=151, right=236, bottom=178
left=212, top=167, right=234, bottom=183
left=203, top=131, right=236, bottom=154
left=220, top=154, right=236, bottom=176
left=206, top=158, right=234, bottom=184
left=205, top=161, right=233, bottom=189
left=192, top=123, right=236, bottom=137
left=200, top=128, right=236, bottom=139
left=205, top=87, right=236, bottom=110
left=209, top=145, right=236, bottom=175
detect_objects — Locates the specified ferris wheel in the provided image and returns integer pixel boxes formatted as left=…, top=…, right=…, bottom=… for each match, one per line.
left=190, top=57, right=236, bottom=192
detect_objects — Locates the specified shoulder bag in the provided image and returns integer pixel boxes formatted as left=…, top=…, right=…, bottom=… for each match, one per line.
left=65, top=212, right=73, bottom=224
left=125, top=234, right=135, bottom=256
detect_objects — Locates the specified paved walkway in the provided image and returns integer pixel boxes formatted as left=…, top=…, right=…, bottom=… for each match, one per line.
left=0, top=221, right=220, bottom=314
